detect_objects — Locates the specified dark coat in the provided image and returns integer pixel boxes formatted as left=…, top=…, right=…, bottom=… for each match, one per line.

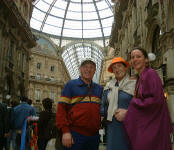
left=0, top=102, right=9, bottom=138
left=37, top=110, right=52, bottom=140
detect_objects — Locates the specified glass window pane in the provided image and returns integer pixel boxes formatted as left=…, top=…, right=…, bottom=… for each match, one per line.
left=64, top=20, right=82, bottom=29
left=42, top=24, right=61, bottom=35
left=36, top=0, right=50, bottom=12
left=68, top=3, right=81, bottom=12
left=46, top=15, right=63, bottom=27
left=83, top=20, right=100, bottom=29
left=50, top=7, right=65, bottom=18
left=66, top=11, right=82, bottom=20
left=30, top=18, right=42, bottom=30
left=83, top=29, right=102, bottom=38
left=32, top=8, right=45, bottom=21
left=103, top=27, right=112, bottom=36
left=83, top=12, right=98, bottom=20
left=83, top=3, right=95, bottom=12
left=99, top=8, right=113, bottom=18
left=63, top=29, right=82, bottom=38
left=101, top=17, right=113, bottom=28
left=54, top=1, right=68, bottom=8
left=96, top=1, right=108, bottom=10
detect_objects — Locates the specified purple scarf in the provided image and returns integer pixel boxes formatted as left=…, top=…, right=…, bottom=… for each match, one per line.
left=123, top=67, right=173, bottom=150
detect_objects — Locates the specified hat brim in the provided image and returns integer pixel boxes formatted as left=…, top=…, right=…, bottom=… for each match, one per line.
left=108, top=61, right=129, bottom=73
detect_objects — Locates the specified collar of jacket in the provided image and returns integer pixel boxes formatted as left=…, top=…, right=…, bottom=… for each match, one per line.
left=77, top=77, right=96, bottom=88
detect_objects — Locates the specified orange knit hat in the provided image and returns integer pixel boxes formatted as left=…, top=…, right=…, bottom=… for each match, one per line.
left=108, top=57, right=130, bottom=73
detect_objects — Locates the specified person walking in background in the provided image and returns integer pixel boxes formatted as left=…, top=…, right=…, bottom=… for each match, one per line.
left=27, top=99, right=33, bottom=106
left=37, top=98, right=55, bottom=150
left=0, top=101, right=9, bottom=150
left=56, top=58, right=103, bottom=150
left=12, top=96, right=36, bottom=150
left=6, top=100, right=19, bottom=150
left=100, top=57, right=136, bottom=150
left=124, top=47, right=173, bottom=150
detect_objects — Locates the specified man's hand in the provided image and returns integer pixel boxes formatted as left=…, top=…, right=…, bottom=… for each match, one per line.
left=114, top=108, right=127, bottom=122
left=62, top=132, right=74, bottom=148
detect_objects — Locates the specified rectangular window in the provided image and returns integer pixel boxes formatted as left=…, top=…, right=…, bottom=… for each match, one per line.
left=50, top=65, right=54, bottom=72
left=35, top=89, right=40, bottom=100
left=37, top=63, right=41, bottom=69
left=36, top=73, right=41, bottom=79
left=50, top=76, right=54, bottom=81
left=50, top=91, right=54, bottom=100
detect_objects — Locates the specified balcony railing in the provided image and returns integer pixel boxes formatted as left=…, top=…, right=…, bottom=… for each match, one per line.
left=29, top=76, right=64, bottom=85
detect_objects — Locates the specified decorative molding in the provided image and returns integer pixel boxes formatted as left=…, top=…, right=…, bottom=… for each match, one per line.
left=2, top=0, right=36, bottom=47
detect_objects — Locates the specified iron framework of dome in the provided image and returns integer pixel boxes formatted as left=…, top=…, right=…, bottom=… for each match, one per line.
left=30, top=0, right=114, bottom=82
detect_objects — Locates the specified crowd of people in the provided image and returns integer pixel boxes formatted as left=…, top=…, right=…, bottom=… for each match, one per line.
left=0, top=47, right=173, bottom=150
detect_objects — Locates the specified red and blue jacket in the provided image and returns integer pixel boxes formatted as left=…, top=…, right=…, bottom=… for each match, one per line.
left=56, top=77, right=103, bottom=136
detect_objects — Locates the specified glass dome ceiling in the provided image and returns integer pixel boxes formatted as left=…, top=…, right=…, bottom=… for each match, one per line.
left=30, top=0, right=113, bottom=82
left=31, top=0, right=113, bottom=40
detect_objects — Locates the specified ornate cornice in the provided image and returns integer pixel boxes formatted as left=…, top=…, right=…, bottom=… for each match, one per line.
left=2, top=0, right=36, bottom=48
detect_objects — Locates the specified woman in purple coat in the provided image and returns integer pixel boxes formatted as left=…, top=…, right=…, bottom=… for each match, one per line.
left=124, top=47, right=173, bottom=150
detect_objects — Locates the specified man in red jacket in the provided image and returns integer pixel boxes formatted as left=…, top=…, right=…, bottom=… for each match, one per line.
left=56, top=58, right=103, bottom=150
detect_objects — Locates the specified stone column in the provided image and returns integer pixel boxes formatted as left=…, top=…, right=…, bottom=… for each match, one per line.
left=167, top=86, right=174, bottom=123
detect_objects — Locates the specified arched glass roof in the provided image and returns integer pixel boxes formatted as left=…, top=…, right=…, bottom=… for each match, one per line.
left=30, top=0, right=113, bottom=82
left=62, top=42, right=104, bottom=82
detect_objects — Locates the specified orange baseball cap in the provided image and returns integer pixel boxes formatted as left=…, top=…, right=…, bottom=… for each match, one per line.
left=108, top=57, right=130, bottom=73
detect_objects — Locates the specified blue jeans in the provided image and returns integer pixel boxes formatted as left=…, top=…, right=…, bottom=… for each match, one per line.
left=63, top=131, right=100, bottom=150
left=6, top=130, right=16, bottom=150
left=14, top=132, right=21, bottom=150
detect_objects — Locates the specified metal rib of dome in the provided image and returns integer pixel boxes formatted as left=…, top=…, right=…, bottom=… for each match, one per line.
left=30, top=0, right=114, bottom=47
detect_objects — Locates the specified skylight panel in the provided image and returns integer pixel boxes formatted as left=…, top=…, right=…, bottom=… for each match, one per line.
left=42, top=24, right=61, bottom=35
left=83, top=11, right=98, bottom=20
left=50, top=6, right=65, bottom=18
left=54, top=0, right=67, bottom=8
left=36, top=0, right=50, bottom=12
left=32, top=8, right=45, bottom=21
left=96, top=1, right=109, bottom=10
left=64, top=20, right=82, bottom=29
left=83, top=29, right=102, bottom=38
left=103, top=27, right=112, bottom=36
left=30, top=18, right=42, bottom=30
left=46, top=15, right=63, bottom=27
left=83, top=20, right=100, bottom=29
left=98, top=8, right=113, bottom=18
left=63, top=29, right=82, bottom=38
left=101, top=17, right=113, bottom=27
left=66, top=11, right=82, bottom=20
left=68, top=2, right=81, bottom=12
left=83, top=3, right=96, bottom=12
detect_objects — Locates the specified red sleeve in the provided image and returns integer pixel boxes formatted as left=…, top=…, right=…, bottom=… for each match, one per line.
left=56, top=103, right=71, bottom=134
